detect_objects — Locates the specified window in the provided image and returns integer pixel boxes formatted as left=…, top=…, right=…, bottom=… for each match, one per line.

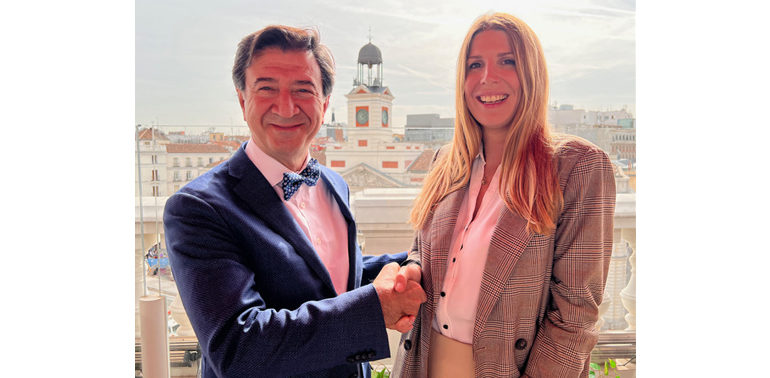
left=186, top=157, right=192, bottom=167
left=358, top=140, right=368, bottom=147
left=151, top=170, right=159, bottom=181
left=173, top=157, right=179, bottom=167
left=152, top=155, right=158, bottom=164
left=209, top=157, right=214, bottom=164
left=330, top=160, right=346, bottom=168
left=174, top=171, right=180, bottom=181
left=382, top=161, right=398, bottom=169
left=198, top=157, right=203, bottom=166
left=186, top=171, right=193, bottom=180
left=152, top=185, right=160, bottom=196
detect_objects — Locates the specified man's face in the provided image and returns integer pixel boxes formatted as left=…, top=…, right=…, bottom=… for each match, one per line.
left=237, top=48, right=329, bottom=171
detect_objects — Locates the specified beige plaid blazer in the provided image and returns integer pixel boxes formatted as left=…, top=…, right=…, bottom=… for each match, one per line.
left=393, top=136, right=616, bottom=378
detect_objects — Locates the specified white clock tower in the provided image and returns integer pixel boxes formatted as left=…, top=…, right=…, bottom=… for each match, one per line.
left=326, top=37, right=423, bottom=180
left=345, top=38, right=394, bottom=143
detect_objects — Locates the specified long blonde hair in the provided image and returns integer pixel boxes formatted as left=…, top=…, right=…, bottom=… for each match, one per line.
left=409, top=12, right=562, bottom=235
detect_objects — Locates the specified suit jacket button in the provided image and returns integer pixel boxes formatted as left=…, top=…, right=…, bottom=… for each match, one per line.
left=348, top=373, right=359, bottom=378
left=404, top=340, right=412, bottom=351
left=515, top=339, right=527, bottom=350
left=346, top=356, right=356, bottom=363
left=368, top=351, right=376, bottom=359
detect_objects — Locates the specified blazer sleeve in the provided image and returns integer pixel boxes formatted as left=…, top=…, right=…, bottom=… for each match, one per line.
left=361, top=252, right=409, bottom=284
left=164, top=190, right=391, bottom=378
left=524, top=146, right=616, bottom=377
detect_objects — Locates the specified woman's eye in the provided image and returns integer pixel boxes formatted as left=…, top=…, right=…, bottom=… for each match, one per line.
left=468, top=62, right=481, bottom=69
left=503, top=59, right=516, bottom=66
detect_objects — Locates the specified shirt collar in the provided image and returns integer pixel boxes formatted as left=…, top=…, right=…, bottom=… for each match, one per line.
left=244, top=137, right=310, bottom=187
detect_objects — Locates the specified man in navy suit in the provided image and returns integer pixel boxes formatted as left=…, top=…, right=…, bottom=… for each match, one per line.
left=164, top=25, right=426, bottom=378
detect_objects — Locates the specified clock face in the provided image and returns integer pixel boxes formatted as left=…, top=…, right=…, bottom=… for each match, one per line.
left=382, top=109, right=388, bottom=125
left=356, top=108, right=369, bottom=125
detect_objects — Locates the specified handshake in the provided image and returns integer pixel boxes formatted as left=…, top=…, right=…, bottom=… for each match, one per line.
left=373, top=262, right=427, bottom=333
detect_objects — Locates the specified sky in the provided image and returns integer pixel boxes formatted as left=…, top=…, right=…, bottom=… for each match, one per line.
left=135, top=0, right=636, bottom=132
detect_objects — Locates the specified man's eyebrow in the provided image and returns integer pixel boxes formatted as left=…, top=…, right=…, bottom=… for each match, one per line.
left=253, top=77, right=277, bottom=86
left=295, top=80, right=318, bottom=88
left=252, top=77, right=317, bottom=88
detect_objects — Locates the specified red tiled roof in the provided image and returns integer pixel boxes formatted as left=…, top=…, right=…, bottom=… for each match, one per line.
left=137, top=128, right=169, bottom=140
left=166, top=143, right=231, bottom=153
left=210, top=140, right=242, bottom=149
left=406, top=149, right=435, bottom=172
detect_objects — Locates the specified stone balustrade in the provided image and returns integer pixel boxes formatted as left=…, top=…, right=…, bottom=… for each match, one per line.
left=135, top=189, right=636, bottom=374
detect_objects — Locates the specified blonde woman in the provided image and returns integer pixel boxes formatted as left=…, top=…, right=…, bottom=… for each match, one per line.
left=393, top=12, right=616, bottom=378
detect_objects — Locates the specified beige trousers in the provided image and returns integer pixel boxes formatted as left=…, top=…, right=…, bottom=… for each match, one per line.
left=427, top=328, right=475, bottom=378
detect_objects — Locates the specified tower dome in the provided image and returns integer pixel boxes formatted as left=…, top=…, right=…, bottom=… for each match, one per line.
left=353, top=37, right=385, bottom=88
left=357, top=43, right=382, bottom=67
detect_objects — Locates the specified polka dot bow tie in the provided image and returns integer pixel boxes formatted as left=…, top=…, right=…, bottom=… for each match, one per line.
left=281, top=158, right=320, bottom=201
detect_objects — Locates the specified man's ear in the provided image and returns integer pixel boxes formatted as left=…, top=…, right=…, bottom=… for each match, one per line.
left=322, top=95, right=330, bottom=115
left=237, top=88, right=247, bottom=121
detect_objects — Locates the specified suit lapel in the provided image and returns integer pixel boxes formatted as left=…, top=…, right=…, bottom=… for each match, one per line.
left=474, top=207, right=533, bottom=337
left=228, top=146, right=336, bottom=294
left=428, top=186, right=466, bottom=316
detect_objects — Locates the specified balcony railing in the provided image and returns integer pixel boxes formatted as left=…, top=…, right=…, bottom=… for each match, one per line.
left=135, top=190, right=636, bottom=377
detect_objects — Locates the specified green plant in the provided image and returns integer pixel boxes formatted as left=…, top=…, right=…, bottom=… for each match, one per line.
left=589, top=358, right=620, bottom=378
left=371, top=364, right=391, bottom=378
left=371, top=363, right=391, bottom=378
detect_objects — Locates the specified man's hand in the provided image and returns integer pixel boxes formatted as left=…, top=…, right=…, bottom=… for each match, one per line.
left=373, top=262, right=426, bottom=333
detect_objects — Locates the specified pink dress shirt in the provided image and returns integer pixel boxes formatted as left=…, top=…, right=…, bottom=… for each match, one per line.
left=432, top=153, right=505, bottom=344
left=245, top=139, right=350, bottom=294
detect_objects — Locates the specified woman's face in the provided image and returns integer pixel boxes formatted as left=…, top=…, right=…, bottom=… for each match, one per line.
left=463, top=29, right=522, bottom=133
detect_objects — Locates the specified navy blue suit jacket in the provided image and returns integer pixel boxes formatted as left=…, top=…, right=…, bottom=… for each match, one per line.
left=164, top=143, right=406, bottom=377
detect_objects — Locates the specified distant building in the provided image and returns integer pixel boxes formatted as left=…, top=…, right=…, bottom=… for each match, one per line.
left=135, top=128, right=169, bottom=198
left=548, top=105, right=634, bottom=134
left=166, top=143, right=232, bottom=193
left=548, top=105, right=636, bottom=163
left=167, top=131, right=208, bottom=144
left=135, top=127, right=235, bottom=197
left=405, top=114, right=454, bottom=148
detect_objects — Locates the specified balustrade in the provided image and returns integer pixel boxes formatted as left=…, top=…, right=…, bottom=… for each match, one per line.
left=135, top=190, right=636, bottom=375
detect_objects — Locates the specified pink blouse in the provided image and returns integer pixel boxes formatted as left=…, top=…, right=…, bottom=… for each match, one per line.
left=432, top=153, right=505, bottom=344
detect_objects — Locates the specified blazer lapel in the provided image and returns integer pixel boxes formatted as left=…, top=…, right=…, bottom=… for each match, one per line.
left=474, top=207, right=533, bottom=337
left=427, top=186, right=466, bottom=315
left=228, top=146, right=336, bottom=294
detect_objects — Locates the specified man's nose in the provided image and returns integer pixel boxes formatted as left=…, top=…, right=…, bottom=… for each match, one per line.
left=273, top=91, right=299, bottom=118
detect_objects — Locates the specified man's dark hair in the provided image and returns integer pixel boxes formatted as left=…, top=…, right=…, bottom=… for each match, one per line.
left=232, top=25, right=335, bottom=97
